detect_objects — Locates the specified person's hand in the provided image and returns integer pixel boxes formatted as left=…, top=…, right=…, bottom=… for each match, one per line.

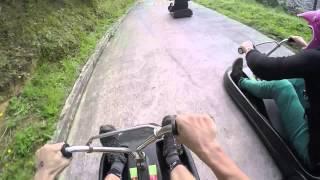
left=240, top=41, right=254, bottom=54
left=289, top=35, right=308, bottom=48
left=175, top=114, right=217, bottom=157
left=35, top=143, right=71, bottom=180
left=175, top=114, right=250, bottom=180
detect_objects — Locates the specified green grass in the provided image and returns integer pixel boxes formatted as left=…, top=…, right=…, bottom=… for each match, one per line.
left=0, top=0, right=134, bottom=101
left=194, top=0, right=311, bottom=41
left=0, top=0, right=134, bottom=179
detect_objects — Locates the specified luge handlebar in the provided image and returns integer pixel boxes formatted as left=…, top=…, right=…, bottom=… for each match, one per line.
left=238, top=38, right=290, bottom=56
left=162, top=115, right=178, bottom=135
left=61, top=143, right=72, bottom=159
left=61, top=115, right=178, bottom=158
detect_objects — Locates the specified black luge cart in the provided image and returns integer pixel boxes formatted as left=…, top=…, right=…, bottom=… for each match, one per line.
left=168, top=0, right=193, bottom=18
left=224, top=39, right=320, bottom=180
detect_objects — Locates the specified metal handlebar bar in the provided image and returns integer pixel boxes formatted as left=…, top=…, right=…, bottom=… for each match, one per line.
left=61, top=115, right=179, bottom=159
left=137, top=115, right=177, bottom=151
left=65, top=146, right=133, bottom=154
left=63, top=146, right=138, bottom=159
left=238, top=38, right=291, bottom=56
left=136, top=123, right=173, bottom=151
left=85, top=124, right=159, bottom=146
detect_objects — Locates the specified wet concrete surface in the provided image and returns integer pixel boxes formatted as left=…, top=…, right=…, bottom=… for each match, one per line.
left=60, top=0, right=294, bottom=179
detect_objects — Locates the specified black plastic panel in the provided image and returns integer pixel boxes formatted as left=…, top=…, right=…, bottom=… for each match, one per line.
left=223, top=67, right=320, bottom=180
left=170, top=9, right=193, bottom=18
left=156, top=141, right=200, bottom=180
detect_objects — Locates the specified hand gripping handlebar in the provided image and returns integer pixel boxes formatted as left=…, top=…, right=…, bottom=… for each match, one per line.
left=61, top=115, right=179, bottom=158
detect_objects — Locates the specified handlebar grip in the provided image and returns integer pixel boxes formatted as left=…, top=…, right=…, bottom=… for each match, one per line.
left=238, top=47, right=244, bottom=54
left=288, top=37, right=295, bottom=43
left=61, top=143, right=72, bottom=159
left=162, top=115, right=178, bottom=135
left=171, top=118, right=178, bottom=136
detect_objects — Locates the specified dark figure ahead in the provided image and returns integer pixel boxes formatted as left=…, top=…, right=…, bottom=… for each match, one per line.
left=168, top=0, right=193, bottom=18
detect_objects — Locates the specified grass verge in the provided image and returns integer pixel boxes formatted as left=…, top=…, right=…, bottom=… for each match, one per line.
left=194, top=0, right=311, bottom=41
left=0, top=0, right=134, bottom=179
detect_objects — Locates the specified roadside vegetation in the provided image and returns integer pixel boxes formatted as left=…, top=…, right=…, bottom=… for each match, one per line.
left=194, top=0, right=311, bottom=41
left=0, top=0, right=134, bottom=179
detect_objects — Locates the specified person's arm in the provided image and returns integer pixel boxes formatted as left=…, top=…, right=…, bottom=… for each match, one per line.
left=289, top=36, right=308, bottom=48
left=240, top=40, right=320, bottom=80
left=246, top=49, right=320, bottom=80
left=171, top=165, right=195, bottom=180
left=199, top=142, right=248, bottom=180
left=176, top=114, right=249, bottom=180
left=35, top=169, right=55, bottom=180
left=34, top=143, right=71, bottom=180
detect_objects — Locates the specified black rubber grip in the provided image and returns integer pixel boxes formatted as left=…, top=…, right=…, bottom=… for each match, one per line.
left=171, top=117, right=178, bottom=136
left=162, top=115, right=178, bottom=135
left=288, top=37, right=295, bottom=43
left=238, top=47, right=244, bottom=54
left=61, top=143, right=72, bottom=159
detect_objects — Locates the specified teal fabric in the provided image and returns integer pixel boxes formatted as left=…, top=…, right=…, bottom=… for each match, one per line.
left=239, top=78, right=310, bottom=165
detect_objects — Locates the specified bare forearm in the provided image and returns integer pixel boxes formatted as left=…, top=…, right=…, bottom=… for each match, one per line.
left=171, top=165, right=195, bottom=180
left=198, top=142, right=249, bottom=180
left=34, top=170, right=55, bottom=180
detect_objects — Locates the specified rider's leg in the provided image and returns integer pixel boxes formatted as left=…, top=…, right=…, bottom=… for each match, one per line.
left=100, top=125, right=127, bottom=180
left=170, top=165, right=195, bottom=180
left=163, top=133, right=195, bottom=180
left=239, top=78, right=310, bottom=164
left=162, top=116, right=195, bottom=179
left=288, top=78, right=308, bottom=109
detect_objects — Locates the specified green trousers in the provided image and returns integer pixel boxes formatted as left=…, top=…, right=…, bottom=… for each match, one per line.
left=239, top=78, right=310, bottom=165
